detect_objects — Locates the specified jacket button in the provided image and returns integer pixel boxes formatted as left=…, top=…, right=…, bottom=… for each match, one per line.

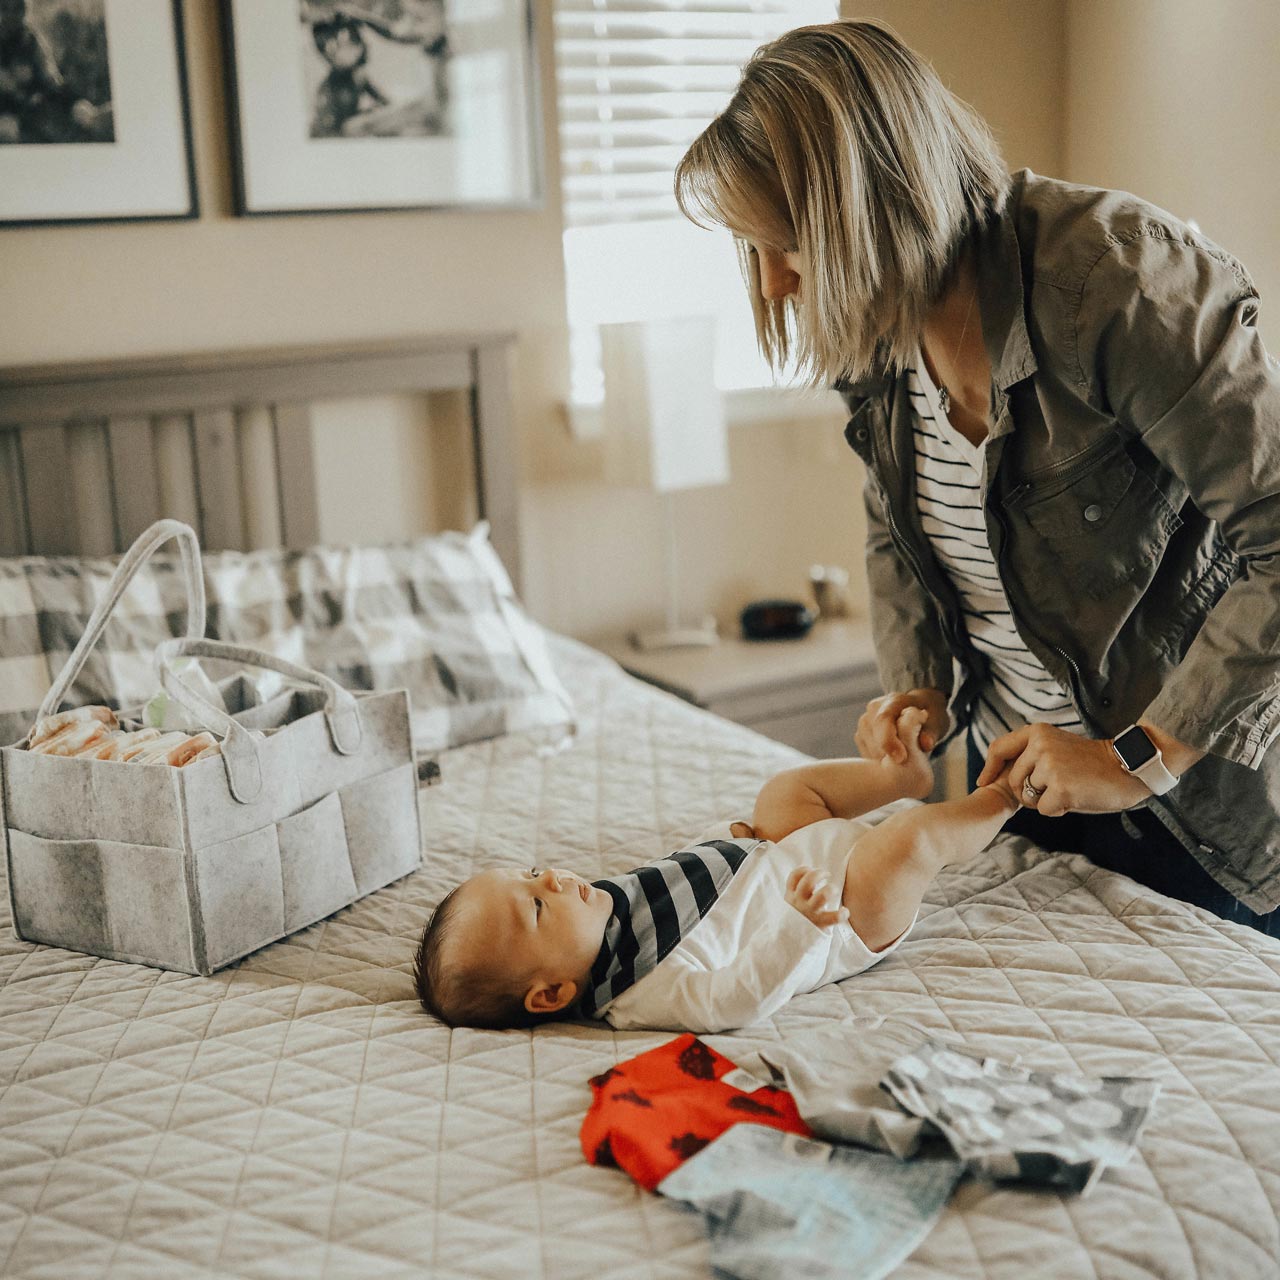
left=856, top=428, right=869, bottom=441
left=1083, top=503, right=1104, bottom=522
left=1100, top=696, right=1113, bottom=708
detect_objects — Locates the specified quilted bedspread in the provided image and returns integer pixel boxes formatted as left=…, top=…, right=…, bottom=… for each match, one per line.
left=4, top=637, right=1280, bottom=1279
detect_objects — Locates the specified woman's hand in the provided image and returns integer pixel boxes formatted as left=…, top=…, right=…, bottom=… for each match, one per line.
left=856, top=688, right=949, bottom=765
left=784, top=866, right=849, bottom=929
left=976, top=723, right=1151, bottom=815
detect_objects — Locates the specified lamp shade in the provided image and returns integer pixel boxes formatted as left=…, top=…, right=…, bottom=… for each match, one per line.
left=600, top=316, right=730, bottom=493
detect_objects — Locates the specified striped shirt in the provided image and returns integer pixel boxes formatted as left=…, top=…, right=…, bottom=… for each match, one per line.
left=908, top=353, right=1084, bottom=753
left=583, top=838, right=758, bottom=1015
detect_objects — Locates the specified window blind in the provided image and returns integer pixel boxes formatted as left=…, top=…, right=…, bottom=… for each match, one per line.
left=554, top=1, right=835, bottom=227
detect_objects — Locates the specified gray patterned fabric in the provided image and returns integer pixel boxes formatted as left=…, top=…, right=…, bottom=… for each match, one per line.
left=0, top=524, right=573, bottom=755
left=732, top=1016, right=943, bottom=1158
left=2, top=637, right=1280, bottom=1279
left=881, top=1039, right=1160, bottom=1193
left=658, top=1126, right=962, bottom=1280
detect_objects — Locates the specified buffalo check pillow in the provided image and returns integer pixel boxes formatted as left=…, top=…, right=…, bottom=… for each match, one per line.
left=0, top=524, right=575, bottom=759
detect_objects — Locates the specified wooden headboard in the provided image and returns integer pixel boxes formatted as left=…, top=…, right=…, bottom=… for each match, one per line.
left=0, top=333, right=522, bottom=590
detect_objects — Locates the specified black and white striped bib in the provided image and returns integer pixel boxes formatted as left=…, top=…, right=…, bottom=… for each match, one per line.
left=582, top=838, right=759, bottom=1016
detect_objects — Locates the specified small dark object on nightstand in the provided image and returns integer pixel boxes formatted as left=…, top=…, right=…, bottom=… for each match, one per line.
left=740, top=599, right=816, bottom=640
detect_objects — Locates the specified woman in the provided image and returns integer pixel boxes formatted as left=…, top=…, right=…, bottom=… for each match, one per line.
left=674, top=20, right=1280, bottom=932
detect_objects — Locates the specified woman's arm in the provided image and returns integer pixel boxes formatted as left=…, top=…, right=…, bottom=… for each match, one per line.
left=981, top=236, right=1280, bottom=813
left=976, top=720, right=1205, bottom=817
left=1079, top=236, right=1280, bottom=769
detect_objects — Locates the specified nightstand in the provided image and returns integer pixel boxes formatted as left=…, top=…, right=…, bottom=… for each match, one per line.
left=597, top=618, right=883, bottom=758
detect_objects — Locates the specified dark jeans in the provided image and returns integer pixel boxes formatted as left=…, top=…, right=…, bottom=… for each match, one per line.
left=966, top=738, right=1280, bottom=938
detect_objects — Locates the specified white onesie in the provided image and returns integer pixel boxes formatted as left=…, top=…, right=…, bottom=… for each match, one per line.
left=597, top=816, right=915, bottom=1033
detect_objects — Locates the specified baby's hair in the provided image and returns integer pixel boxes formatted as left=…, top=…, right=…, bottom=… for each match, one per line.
left=412, top=883, right=558, bottom=1030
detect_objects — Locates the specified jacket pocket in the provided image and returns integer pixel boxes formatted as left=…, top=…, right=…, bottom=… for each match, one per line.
left=1014, top=441, right=1182, bottom=592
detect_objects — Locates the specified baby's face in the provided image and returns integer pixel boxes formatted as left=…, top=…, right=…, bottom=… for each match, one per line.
left=450, top=865, right=613, bottom=995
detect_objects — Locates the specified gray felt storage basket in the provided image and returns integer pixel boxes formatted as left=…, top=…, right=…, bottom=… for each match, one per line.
left=1, top=521, right=422, bottom=976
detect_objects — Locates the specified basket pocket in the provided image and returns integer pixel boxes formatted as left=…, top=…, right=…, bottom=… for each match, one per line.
left=338, top=762, right=421, bottom=895
left=276, top=790, right=358, bottom=933
left=194, top=826, right=286, bottom=972
left=7, top=829, right=194, bottom=971
left=193, top=788, right=368, bottom=971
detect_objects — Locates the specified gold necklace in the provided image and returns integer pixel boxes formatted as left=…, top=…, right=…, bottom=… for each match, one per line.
left=936, top=287, right=977, bottom=416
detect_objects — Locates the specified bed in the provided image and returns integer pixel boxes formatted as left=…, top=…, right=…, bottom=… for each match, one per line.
left=3, top=343, right=1280, bottom=1280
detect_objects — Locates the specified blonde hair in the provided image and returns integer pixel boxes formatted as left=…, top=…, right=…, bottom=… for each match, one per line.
left=674, top=20, right=1009, bottom=386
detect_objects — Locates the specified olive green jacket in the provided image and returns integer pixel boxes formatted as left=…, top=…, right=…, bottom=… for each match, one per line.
left=838, top=169, right=1280, bottom=911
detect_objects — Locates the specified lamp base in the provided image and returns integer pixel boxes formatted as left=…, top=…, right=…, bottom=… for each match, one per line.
left=629, top=616, right=719, bottom=651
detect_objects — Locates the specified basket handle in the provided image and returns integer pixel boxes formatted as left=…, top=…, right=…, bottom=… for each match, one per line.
left=37, top=519, right=207, bottom=723
left=155, top=636, right=363, bottom=803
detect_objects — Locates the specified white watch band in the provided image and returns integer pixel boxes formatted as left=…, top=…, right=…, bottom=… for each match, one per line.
left=1116, top=741, right=1179, bottom=796
left=1130, top=751, right=1179, bottom=796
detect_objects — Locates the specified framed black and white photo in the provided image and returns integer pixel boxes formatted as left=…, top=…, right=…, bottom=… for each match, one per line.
left=0, top=0, right=196, bottom=226
left=222, top=0, right=541, bottom=216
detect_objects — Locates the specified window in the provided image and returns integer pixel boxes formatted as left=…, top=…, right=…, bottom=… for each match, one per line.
left=553, top=0, right=836, bottom=429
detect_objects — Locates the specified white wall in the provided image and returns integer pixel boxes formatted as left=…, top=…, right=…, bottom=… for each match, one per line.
left=1064, top=0, right=1280, bottom=345
left=534, top=0, right=1069, bottom=641
left=0, top=0, right=1068, bottom=642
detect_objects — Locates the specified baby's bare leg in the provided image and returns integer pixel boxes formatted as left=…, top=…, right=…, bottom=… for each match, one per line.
left=751, top=709, right=935, bottom=843
left=842, top=782, right=1018, bottom=952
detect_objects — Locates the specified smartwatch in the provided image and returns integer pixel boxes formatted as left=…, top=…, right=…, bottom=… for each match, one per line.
left=1111, top=724, right=1179, bottom=796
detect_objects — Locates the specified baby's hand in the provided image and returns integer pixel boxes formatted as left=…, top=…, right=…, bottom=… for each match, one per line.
left=878, top=707, right=934, bottom=800
left=785, top=866, right=850, bottom=930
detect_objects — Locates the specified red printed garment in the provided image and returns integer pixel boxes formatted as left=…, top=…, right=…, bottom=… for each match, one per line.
left=580, top=1033, right=811, bottom=1191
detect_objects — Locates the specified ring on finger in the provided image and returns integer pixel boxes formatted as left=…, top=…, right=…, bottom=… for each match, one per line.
left=1022, top=779, right=1046, bottom=802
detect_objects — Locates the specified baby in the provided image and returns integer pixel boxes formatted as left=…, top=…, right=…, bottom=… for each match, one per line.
left=413, top=711, right=1019, bottom=1033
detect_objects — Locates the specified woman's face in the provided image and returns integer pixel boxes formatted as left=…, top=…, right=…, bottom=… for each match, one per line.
left=752, top=243, right=803, bottom=303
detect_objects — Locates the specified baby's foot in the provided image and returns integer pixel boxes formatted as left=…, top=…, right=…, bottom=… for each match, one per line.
left=883, top=707, right=935, bottom=801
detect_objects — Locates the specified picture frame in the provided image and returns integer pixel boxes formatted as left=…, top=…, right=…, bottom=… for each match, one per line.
left=0, top=0, right=197, bottom=227
left=221, top=0, right=542, bottom=217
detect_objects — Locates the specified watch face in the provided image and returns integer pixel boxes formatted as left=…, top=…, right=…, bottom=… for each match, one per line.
left=1114, top=726, right=1159, bottom=771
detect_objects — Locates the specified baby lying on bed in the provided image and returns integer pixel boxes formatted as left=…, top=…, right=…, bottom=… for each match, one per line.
left=413, top=711, right=1019, bottom=1033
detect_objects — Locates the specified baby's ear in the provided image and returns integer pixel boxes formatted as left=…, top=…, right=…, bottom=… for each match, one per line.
left=524, top=980, right=578, bottom=1015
